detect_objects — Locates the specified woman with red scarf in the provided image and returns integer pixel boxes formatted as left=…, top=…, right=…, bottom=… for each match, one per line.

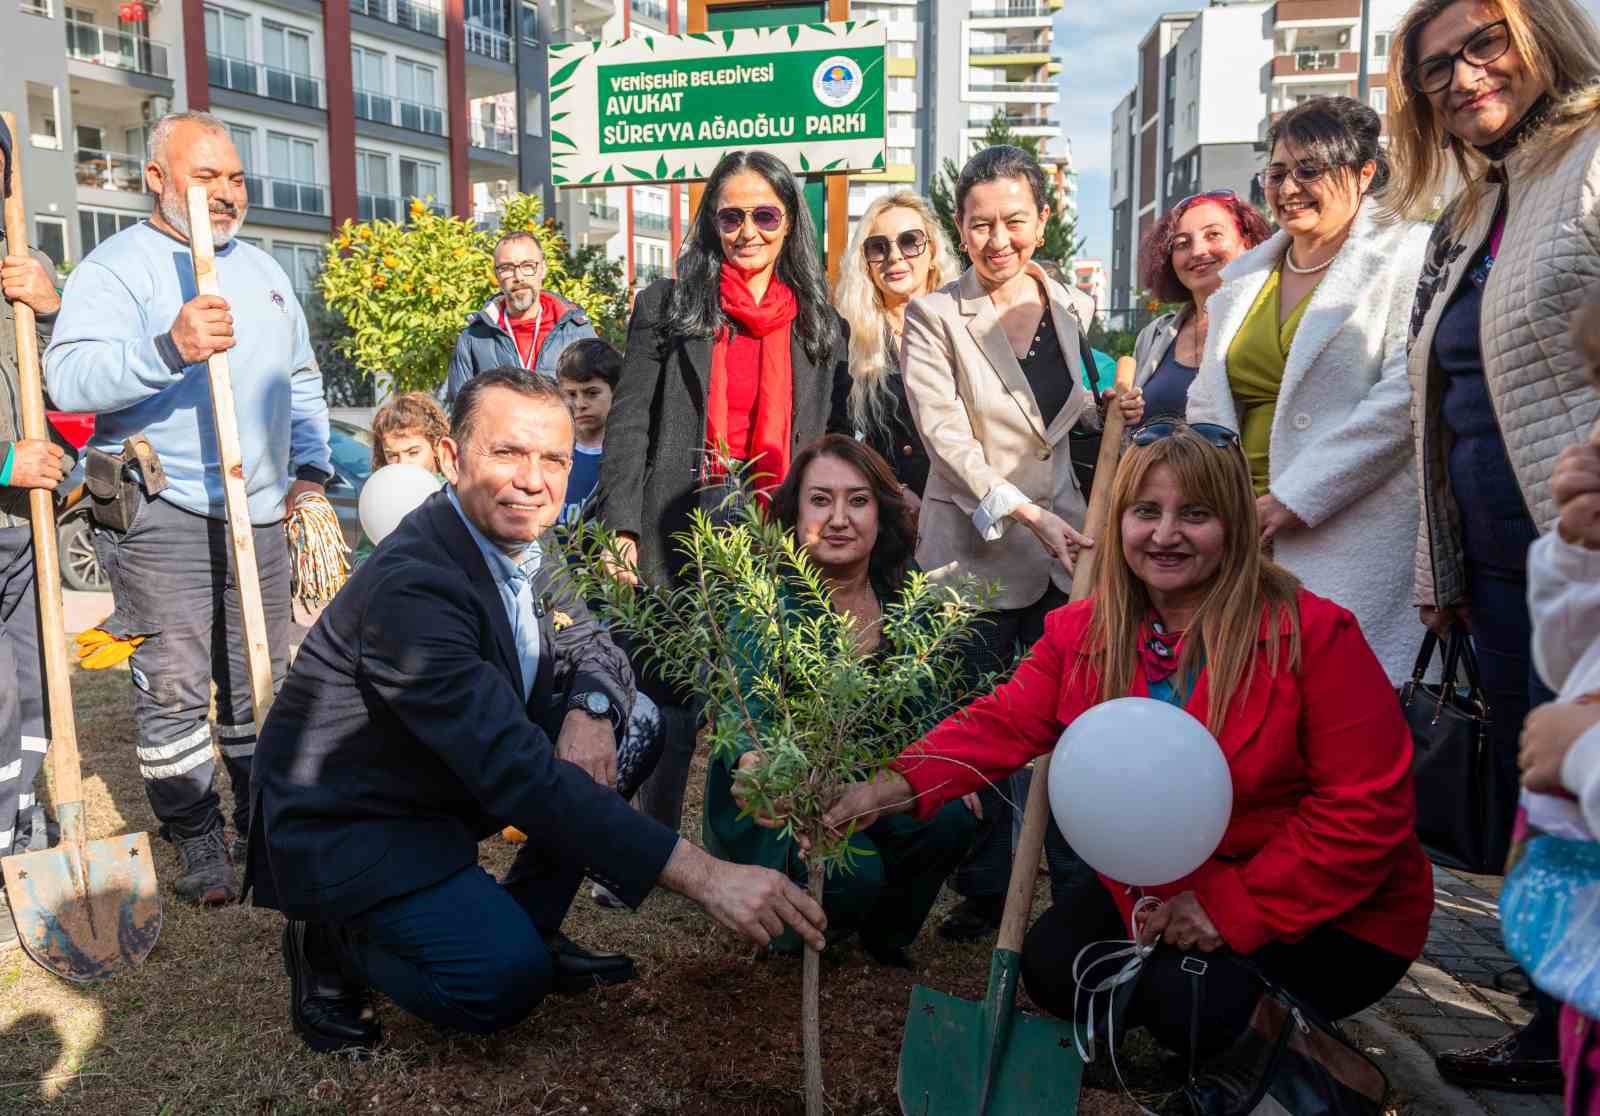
left=593, top=150, right=851, bottom=835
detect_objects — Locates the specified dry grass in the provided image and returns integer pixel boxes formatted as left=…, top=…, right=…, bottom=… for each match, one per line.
left=0, top=658, right=1170, bottom=1115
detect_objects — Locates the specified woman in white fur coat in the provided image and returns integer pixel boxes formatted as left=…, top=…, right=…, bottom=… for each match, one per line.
left=1182, top=97, right=1430, bottom=684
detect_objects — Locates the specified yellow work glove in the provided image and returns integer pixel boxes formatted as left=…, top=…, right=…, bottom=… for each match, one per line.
left=73, top=627, right=144, bottom=670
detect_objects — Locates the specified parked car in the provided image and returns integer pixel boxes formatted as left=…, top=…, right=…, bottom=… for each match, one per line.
left=56, top=416, right=376, bottom=591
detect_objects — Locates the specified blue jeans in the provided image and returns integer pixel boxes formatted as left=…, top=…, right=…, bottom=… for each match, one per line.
left=334, top=865, right=555, bottom=1035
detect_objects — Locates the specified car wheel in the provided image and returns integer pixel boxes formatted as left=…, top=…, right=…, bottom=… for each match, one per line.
left=59, top=514, right=107, bottom=592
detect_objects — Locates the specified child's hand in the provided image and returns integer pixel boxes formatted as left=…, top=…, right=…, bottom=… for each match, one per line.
left=1552, top=441, right=1600, bottom=550
left=1519, top=699, right=1600, bottom=794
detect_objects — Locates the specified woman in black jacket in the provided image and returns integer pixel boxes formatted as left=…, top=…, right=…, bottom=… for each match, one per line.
left=593, top=150, right=850, bottom=834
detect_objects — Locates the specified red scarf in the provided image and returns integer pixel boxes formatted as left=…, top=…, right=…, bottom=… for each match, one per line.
left=705, top=263, right=797, bottom=497
left=1138, top=611, right=1186, bottom=684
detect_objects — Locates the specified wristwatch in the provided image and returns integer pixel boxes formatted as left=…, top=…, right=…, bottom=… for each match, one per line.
left=568, top=690, right=620, bottom=729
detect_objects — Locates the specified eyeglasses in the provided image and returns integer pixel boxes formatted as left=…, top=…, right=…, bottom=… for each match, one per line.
left=494, top=261, right=544, bottom=279
left=863, top=228, right=929, bottom=264
left=715, top=205, right=785, bottom=234
left=1173, top=189, right=1237, bottom=211
left=1406, top=19, right=1511, bottom=94
left=1128, top=420, right=1242, bottom=451
left=1254, top=163, right=1331, bottom=191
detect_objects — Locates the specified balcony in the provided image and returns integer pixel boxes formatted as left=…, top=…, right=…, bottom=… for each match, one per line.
left=1273, top=0, right=1359, bottom=24
left=469, top=119, right=516, bottom=154
left=358, top=192, right=402, bottom=222
left=355, top=89, right=446, bottom=136
left=636, top=263, right=669, bottom=284
left=246, top=174, right=328, bottom=215
left=588, top=201, right=619, bottom=225
left=969, top=43, right=1050, bottom=57
left=972, top=80, right=1058, bottom=94
left=969, top=2, right=1052, bottom=17
left=629, top=0, right=666, bottom=23
left=465, top=22, right=513, bottom=62
left=635, top=211, right=669, bottom=235
left=65, top=20, right=170, bottom=78
left=1271, top=50, right=1358, bottom=78
left=350, top=0, right=442, bottom=37
left=74, top=147, right=145, bottom=192
left=208, top=54, right=324, bottom=109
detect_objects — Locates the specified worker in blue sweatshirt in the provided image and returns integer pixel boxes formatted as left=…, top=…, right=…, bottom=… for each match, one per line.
left=44, top=112, right=332, bottom=907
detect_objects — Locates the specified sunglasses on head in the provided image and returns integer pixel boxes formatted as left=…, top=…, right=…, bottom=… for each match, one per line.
left=863, top=228, right=929, bottom=264
left=1128, top=420, right=1242, bottom=450
left=1174, top=189, right=1237, bottom=211
left=715, top=205, right=785, bottom=234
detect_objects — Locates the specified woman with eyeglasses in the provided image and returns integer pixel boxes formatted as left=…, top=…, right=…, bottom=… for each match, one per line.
left=594, top=150, right=851, bottom=833
left=833, top=192, right=962, bottom=512
left=1384, top=0, right=1600, bottom=1095
left=1122, top=192, right=1272, bottom=424
left=897, top=144, right=1105, bottom=941
left=1176, top=96, right=1430, bottom=686
left=815, top=422, right=1432, bottom=1075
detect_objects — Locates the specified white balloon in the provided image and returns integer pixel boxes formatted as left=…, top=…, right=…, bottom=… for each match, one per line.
left=1047, top=697, right=1233, bottom=886
left=358, top=463, right=442, bottom=546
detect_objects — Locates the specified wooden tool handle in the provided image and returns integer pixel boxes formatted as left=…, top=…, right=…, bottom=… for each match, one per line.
left=185, top=186, right=274, bottom=735
left=3, top=112, right=82, bottom=810
left=997, top=355, right=1137, bottom=954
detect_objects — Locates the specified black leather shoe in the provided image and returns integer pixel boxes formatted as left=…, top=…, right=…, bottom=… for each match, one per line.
left=544, top=931, right=637, bottom=996
left=1434, top=1030, right=1564, bottom=1094
left=283, top=921, right=381, bottom=1055
left=937, top=896, right=1004, bottom=942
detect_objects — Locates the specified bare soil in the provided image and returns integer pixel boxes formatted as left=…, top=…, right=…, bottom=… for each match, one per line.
left=0, top=661, right=1176, bottom=1115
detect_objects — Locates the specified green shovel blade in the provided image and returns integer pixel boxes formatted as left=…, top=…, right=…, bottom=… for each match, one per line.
left=897, top=950, right=1084, bottom=1115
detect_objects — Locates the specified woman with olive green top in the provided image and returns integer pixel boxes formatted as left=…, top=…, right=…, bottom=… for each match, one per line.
left=702, top=436, right=979, bottom=966
left=1179, top=96, right=1429, bottom=685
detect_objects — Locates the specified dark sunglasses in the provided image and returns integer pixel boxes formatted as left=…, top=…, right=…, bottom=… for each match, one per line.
left=1174, top=189, right=1237, bottom=211
left=863, top=228, right=929, bottom=264
left=1128, top=420, right=1242, bottom=450
left=715, top=205, right=785, bottom=234
left=1406, top=19, right=1511, bottom=94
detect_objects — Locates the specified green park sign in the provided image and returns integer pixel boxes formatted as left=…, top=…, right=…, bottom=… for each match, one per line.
left=547, top=21, right=888, bottom=188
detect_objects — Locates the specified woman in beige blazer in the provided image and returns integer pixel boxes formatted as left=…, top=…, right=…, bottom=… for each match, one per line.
left=900, top=144, right=1100, bottom=940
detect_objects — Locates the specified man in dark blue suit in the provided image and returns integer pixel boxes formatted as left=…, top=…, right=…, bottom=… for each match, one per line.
left=246, top=367, right=825, bottom=1054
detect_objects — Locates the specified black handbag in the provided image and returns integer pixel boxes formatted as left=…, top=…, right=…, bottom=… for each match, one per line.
left=1175, top=955, right=1389, bottom=1116
left=1399, top=631, right=1510, bottom=874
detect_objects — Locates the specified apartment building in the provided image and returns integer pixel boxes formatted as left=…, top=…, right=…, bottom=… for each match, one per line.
left=1106, top=0, right=1410, bottom=310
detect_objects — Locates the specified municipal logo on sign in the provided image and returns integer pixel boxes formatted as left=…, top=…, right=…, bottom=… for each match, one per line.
left=813, top=56, right=862, bottom=108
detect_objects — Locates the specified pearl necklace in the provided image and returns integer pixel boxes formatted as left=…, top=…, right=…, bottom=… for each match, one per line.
left=1284, top=245, right=1335, bottom=275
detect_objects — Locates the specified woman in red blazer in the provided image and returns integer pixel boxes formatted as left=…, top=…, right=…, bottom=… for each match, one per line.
left=822, top=421, right=1433, bottom=1064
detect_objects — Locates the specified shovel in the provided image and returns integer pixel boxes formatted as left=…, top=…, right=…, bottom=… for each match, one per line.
left=184, top=185, right=276, bottom=735
left=897, top=356, right=1138, bottom=1116
left=0, top=111, right=162, bottom=982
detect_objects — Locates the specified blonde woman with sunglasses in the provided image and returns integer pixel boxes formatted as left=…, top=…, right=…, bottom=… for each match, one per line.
left=833, top=193, right=961, bottom=511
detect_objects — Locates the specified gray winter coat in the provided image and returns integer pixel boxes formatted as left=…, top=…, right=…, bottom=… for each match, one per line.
left=444, top=293, right=596, bottom=401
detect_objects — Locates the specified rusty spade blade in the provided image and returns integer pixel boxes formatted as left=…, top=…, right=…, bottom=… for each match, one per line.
left=2, top=804, right=162, bottom=982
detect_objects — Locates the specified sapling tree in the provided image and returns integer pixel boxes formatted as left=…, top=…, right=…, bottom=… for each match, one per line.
left=563, top=475, right=991, bottom=1116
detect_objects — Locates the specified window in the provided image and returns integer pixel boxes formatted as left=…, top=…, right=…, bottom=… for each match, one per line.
left=26, top=82, right=60, bottom=149
left=399, top=157, right=440, bottom=205
left=204, top=6, right=254, bottom=94
left=352, top=47, right=391, bottom=124
left=271, top=243, right=322, bottom=300
left=357, top=150, right=395, bottom=221
left=34, top=217, right=67, bottom=270
left=1372, top=32, right=1390, bottom=59
left=266, top=133, right=322, bottom=213
left=889, top=111, right=913, bottom=133
left=78, top=208, right=140, bottom=256
left=889, top=39, right=912, bottom=59
left=1369, top=87, right=1388, bottom=113
left=888, top=146, right=914, bottom=165
left=889, top=76, right=913, bottom=96
left=519, top=0, right=539, bottom=43
left=263, top=23, right=319, bottom=106
left=395, top=59, right=443, bottom=133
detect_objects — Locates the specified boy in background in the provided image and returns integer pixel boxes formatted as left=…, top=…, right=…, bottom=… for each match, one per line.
left=555, top=339, right=619, bottom=527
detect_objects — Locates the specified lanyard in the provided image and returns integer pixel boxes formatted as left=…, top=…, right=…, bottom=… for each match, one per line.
left=498, top=296, right=543, bottom=371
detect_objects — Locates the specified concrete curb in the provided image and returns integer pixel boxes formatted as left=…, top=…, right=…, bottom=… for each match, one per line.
left=1345, top=1008, right=1489, bottom=1116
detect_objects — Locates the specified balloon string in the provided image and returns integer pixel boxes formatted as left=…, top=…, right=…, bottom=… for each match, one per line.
left=1072, top=895, right=1167, bottom=1116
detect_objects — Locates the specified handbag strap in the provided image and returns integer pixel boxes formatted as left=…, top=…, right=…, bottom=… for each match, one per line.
left=1410, top=631, right=1441, bottom=684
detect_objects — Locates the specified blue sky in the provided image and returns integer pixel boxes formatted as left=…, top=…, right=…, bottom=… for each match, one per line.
left=1053, top=1, right=1179, bottom=266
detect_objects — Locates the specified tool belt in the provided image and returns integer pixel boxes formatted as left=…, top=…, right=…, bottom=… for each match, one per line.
left=84, top=435, right=168, bottom=532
